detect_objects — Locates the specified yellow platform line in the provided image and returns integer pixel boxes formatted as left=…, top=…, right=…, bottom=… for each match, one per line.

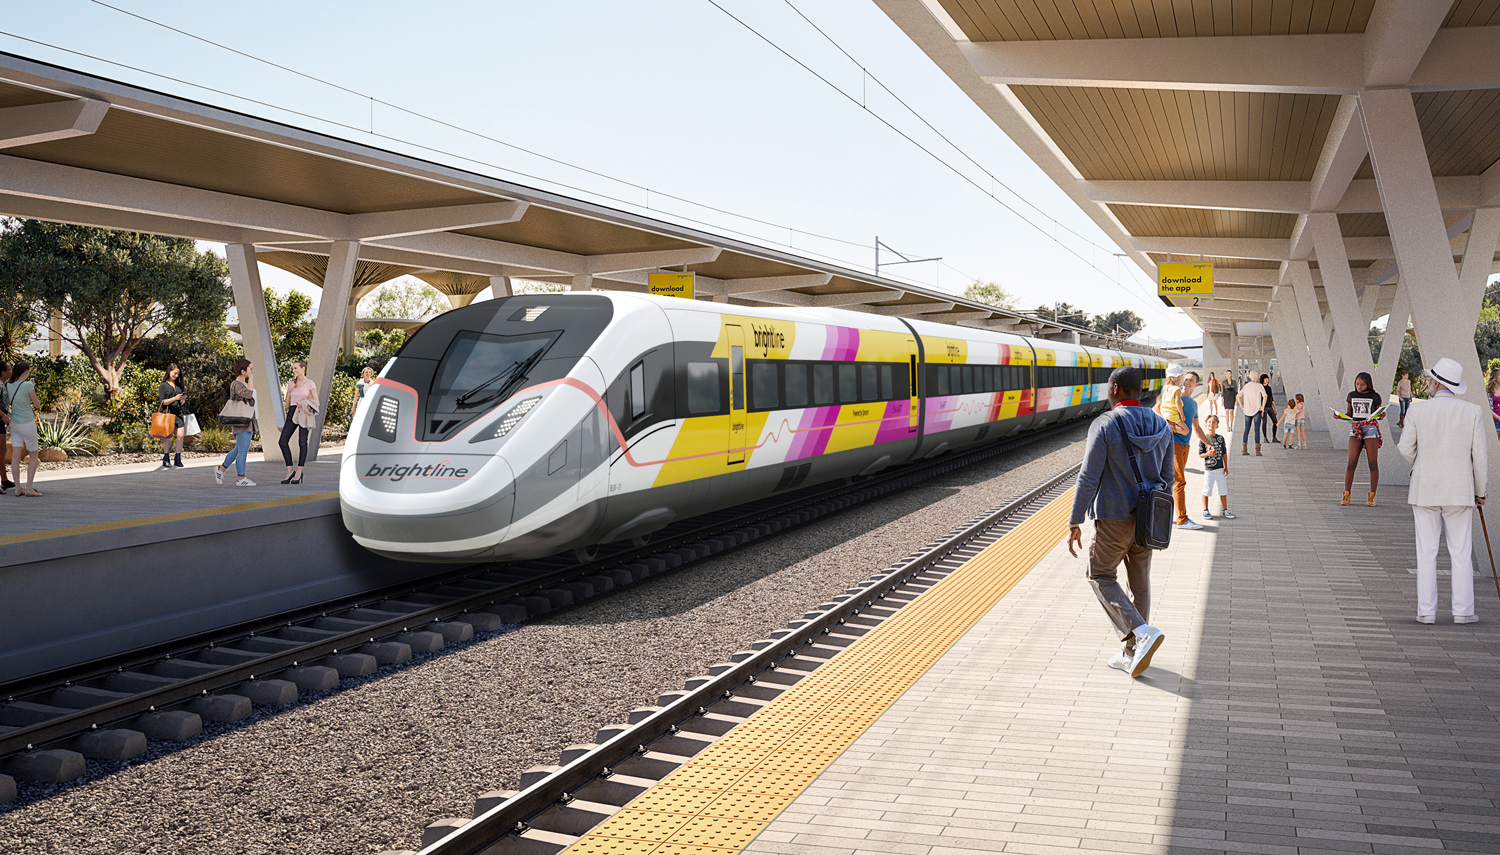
left=564, top=487, right=1075, bottom=854
left=0, top=492, right=340, bottom=547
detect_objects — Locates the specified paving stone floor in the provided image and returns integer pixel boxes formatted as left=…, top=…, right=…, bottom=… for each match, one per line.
left=1, top=450, right=342, bottom=537
left=744, top=429, right=1500, bottom=855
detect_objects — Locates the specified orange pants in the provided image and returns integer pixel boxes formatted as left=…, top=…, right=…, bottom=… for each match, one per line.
left=1173, top=442, right=1190, bottom=524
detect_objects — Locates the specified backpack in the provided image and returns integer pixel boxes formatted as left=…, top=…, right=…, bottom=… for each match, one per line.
left=1117, top=419, right=1174, bottom=550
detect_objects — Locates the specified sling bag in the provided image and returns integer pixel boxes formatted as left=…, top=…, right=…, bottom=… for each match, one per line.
left=1118, top=419, right=1174, bottom=550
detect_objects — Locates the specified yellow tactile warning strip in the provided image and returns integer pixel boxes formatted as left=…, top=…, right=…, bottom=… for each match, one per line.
left=564, top=486, right=1075, bottom=855
left=0, top=492, right=339, bottom=546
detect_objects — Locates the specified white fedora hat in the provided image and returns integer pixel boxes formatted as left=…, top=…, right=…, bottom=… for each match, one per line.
left=1426, top=357, right=1467, bottom=395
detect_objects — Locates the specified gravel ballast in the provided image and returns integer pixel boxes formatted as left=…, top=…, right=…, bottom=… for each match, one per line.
left=0, top=424, right=1087, bottom=854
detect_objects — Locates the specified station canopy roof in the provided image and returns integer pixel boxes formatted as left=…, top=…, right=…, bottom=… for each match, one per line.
left=877, top=0, right=1500, bottom=359
left=0, top=50, right=1180, bottom=359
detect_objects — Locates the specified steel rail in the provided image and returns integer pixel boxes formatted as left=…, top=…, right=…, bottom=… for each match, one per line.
left=0, top=422, right=1085, bottom=761
left=418, top=462, right=1081, bottom=855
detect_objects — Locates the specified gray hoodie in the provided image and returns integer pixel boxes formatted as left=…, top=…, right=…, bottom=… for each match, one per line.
left=1070, top=405, right=1175, bottom=526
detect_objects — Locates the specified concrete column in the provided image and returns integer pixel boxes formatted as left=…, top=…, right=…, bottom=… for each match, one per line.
left=46, top=310, right=62, bottom=358
left=1268, top=294, right=1318, bottom=420
left=307, top=240, right=360, bottom=462
left=1362, top=87, right=1498, bottom=559
left=224, top=244, right=286, bottom=462
left=1228, top=328, right=1238, bottom=380
left=1460, top=208, right=1500, bottom=326
left=1374, top=278, right=1410, bottom=402
left=1307, top=213, right=1378, bottom=391
left=1288, top=261, right=1347, bottom=446
left=489, top=275, right=513, bottom=301
left=571, top=274, right=592, bottom=292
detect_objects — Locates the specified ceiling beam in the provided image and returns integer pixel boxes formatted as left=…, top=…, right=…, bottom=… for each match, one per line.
left=960, top=32, right=1365, bottom=94
left=345, top=201, right=528, bottom=241
left=872, top=301, right=954, bottom=316
left=582, top=247, right=722, bottom=275
left=0, top=98, right=108, bottom=150
left=722, top=273, right=834, bottom=295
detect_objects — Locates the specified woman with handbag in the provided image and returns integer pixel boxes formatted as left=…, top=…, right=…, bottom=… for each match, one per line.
left=215, top=358, right=257, bottom=487
left=156, top=363, right=188, bottom=469
left=279, top=359, right=320, bottom=485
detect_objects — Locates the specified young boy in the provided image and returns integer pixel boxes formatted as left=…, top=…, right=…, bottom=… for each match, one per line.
left=1200, top=414, right=1234, bottom=519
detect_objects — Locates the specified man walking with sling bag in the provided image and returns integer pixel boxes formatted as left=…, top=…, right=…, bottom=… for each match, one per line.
left=1068, top=366, right=1175, bottom=677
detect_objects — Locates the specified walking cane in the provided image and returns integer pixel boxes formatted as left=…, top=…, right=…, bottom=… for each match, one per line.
left=1478, top=504, right=1500, bottom=601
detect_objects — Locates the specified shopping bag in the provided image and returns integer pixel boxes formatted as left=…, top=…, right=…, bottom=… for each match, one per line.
left=183, top=414, right=201, bottom=436
left=149, top=410, right=177, bottom=439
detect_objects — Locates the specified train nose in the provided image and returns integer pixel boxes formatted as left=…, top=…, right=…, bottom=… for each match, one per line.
left=340, top=452, right=517, bottom=559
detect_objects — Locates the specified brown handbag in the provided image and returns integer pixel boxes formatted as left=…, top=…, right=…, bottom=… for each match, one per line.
left=149, top=408, right=177, bottom=439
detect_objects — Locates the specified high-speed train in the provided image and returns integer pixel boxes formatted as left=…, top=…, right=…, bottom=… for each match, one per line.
left=340, top=293, right=1165, bottom=562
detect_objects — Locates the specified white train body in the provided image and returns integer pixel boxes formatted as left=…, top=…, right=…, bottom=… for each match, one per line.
left=340, top=293, right=1165, bottom=562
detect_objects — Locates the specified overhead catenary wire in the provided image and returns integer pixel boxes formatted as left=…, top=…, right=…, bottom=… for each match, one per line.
left=10, top=1, right=1152, bottom=319
left=701, top=0, right=1161, bottom=315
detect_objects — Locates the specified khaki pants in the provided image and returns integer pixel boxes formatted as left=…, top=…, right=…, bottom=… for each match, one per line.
left=1173, top=442, right=1190, bottom=524
left=1086, top=517, right=1152, bottom=649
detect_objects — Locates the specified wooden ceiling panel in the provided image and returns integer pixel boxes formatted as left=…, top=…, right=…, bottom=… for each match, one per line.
left=0, top=81, right=68, bottom=110
left=9, top=108, right=496, bottom=215
left=1338, top=212, right=1388, bottom=237
left=458, top=208, right=696, bottom=256
left=936, top=0, right=1378, bottom=41
left=1443, top=0, right=1500, bottom=26
left=1012, top=87, right=1341, bottom=180
left=1148, top=253, right=1281, bottom=269
left=1348, top=90, right=1500, bottom=180
left=1111, top=205, right=1298, bottom=238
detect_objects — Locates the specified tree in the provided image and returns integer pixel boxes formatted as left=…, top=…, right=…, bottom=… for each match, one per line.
left=1032, top=302, right=1085, bottom=324
left=263, top=287, right=315, bottom=363
left=360, top=278, right=448, bottom=320
left=514, top=280, right=567, bottom=295
left=962, top=280, right=1016, bottom=310
left=1092, top=310, right=1144, bottom=337
left=0, top=220, right=230, bottom=397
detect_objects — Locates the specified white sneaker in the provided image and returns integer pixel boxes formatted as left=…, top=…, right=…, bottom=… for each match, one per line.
left=236, top=477, right=256, bottom=487
left=1129, top=626, right=1165, bottom=677
left=1455, top=614, right=1478, bottom=624
left=1107, top=652, right=1132, bottom=673
left=1416, top=614, right=1435, bottom=624
left=214, top=467, right=224, bottom=485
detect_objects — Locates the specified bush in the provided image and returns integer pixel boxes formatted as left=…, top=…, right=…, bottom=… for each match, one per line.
left=104, top=364, right=164, bottom=431
left=117, top=423, right=150, bottom=452
left=36, top=414, right=101, bottom=455
left=196, top=424, right=234, bottom=453
left=86, top=427, right=114, bottom=455
left=26, top=355, right=71, bottom=411
left=336, top=350, right=394, bottom=380
left=328, top=373, right=358, bottom=427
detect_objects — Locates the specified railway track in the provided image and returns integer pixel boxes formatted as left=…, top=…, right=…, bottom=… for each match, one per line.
left=0, top=422, right=1085, bottom=795
left=397, top=462, right=1081, bottom=855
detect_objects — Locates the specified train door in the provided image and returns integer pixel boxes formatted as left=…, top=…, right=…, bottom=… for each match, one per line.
left=726, top=324, right=746, bottom=465
left=906, top=338, right=920, bottom=432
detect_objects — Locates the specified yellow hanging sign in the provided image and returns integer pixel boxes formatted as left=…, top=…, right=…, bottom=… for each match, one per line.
left=649, top=272, right=696, bottom=299
left=1157, top=262, right=1212, bottom=307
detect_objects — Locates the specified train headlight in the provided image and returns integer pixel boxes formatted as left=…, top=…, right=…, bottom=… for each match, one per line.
left=369, top=396, right=400, bottom=443
left=471, top=396, right=541, bottom=443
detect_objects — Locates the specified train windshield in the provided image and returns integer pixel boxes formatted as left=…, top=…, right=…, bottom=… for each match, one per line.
left=431, top=331, right=556, bottom=411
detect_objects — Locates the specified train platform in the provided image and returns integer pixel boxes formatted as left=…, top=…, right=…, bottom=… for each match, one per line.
left=0, top=448, right=343, bottom=545
left=558, top=425, right=1500, bottom=855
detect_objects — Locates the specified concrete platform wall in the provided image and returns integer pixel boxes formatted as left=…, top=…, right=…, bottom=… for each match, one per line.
left=0, top=500, right=437, bottom=684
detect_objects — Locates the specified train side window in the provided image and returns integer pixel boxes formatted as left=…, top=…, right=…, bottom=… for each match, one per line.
left=860, top=364, right=878, bottom=402
left=686, top=362, right=720, bottom=414
left=813, top=364, right=835, bottom=405
left=895, top=363, right=910, bottom=399
left=785, top=363, right=809, bottom=407
left=629, top=362, right=646, bottom=419
left=909, top=356, right=917, bottom=396
left=839, top=364, right=859, bottom=403
left=936, top=365, right=950, bottom=396
left=750, top=362, right=779, bottom=410
left=880, top=365, right=894, bottom=400
left=963, top=366, right=974, bottom=394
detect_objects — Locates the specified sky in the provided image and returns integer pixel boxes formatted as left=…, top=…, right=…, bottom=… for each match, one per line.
left=3, top=0, right=1200, bottom=345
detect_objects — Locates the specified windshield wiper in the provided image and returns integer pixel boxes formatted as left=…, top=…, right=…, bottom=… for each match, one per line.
left=454, top=348, right=546, bottom=410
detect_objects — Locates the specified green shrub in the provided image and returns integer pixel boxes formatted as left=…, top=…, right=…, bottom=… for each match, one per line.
left=196, top=424, right=234, bottom=453
left=327, top=372, right=358, bottom=426
left=117, top=423, right=150, bottom=453
left=104, top=364, right=165, bottom=431
left=127, top=338, right=239, bottom=426
left=336, top=351, right=394, bottom=380
left=26, top=355, right=70, bottom=411
left=86, top=427, right=114, bottom=455
left=36, top=414, right=100, bottom=455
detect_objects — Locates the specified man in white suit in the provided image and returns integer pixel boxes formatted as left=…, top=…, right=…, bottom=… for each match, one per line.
left=1397, top=357, right=1488, bottom=624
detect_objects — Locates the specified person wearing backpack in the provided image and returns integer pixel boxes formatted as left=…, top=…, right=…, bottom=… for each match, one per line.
left=1067, top=366, right=1175, bottom=677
